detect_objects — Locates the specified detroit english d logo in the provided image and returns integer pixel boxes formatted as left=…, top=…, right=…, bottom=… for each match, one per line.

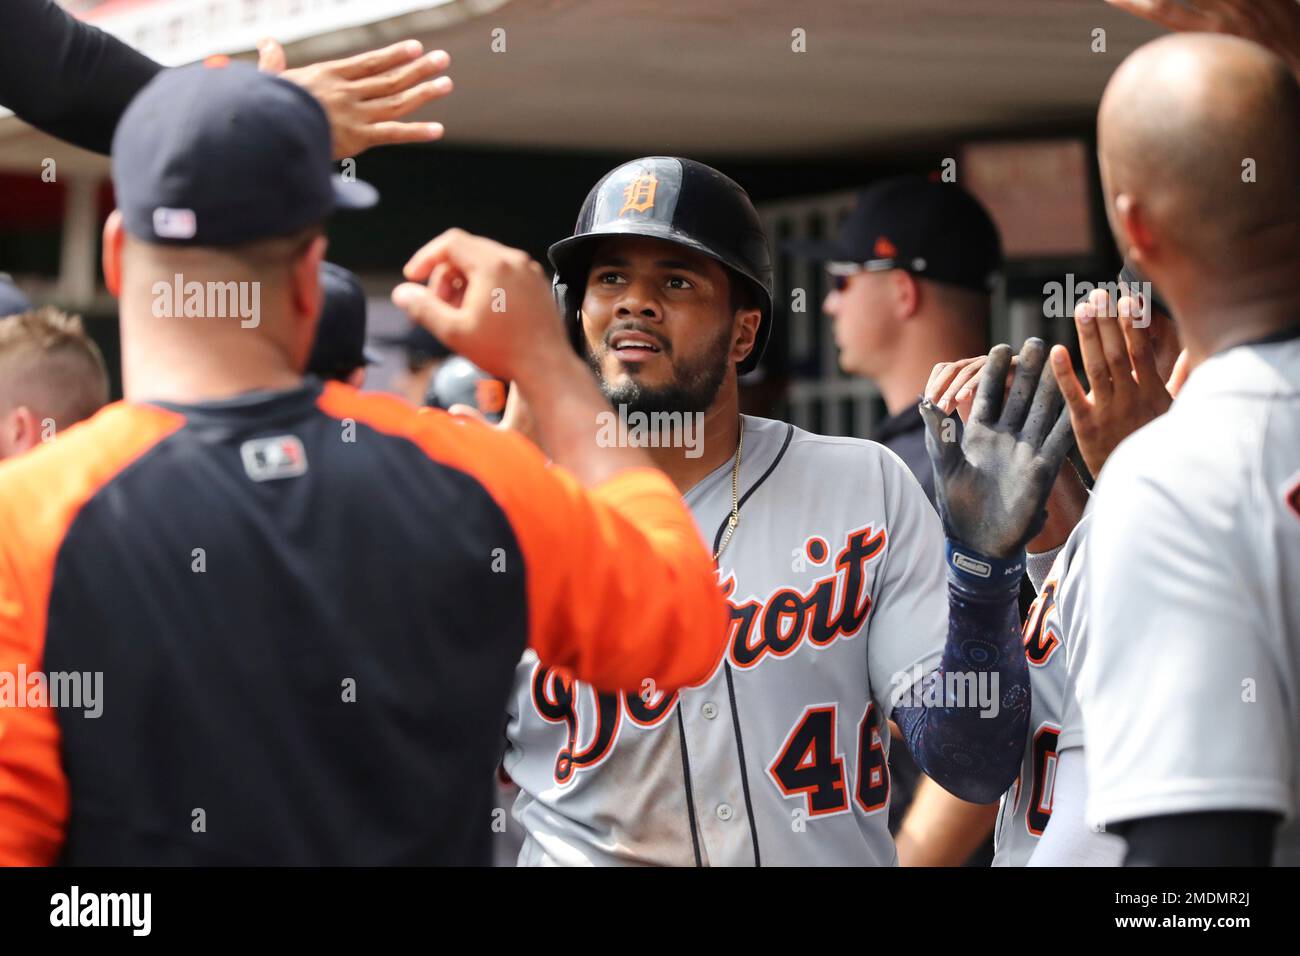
left=618, top=171, right=658, bottom=216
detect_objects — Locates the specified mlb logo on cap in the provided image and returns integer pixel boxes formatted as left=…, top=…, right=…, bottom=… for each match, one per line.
left=152, top=208, right=197, bottom=241
left=112, top=61, right=376, bottom=247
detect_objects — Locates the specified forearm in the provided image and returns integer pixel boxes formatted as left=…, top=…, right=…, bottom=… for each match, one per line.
left=1025, top=748, right=1124, bottom=866
left=893, top=548, right=1031, bottom=804
left=514, top=348, right=652, bottom=487
left=510, top=352, right=725, bottom=691
left=896, top=775, right=998, bottom=866
left=559, top=469, right=727, bottom=692
left=1, top=0, right=162, bottom=154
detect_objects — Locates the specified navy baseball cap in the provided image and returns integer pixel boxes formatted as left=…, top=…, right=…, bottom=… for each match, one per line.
left=0, top=275, right=32, bottom=317
left=112, top=58, right=376, bottom=246
left=307, top=263, right=383, bottom=380
left=787, top=175, right=1002, bottom=292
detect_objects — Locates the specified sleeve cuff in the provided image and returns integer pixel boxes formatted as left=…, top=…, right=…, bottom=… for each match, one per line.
left=1026, top=544, right=1064, bottom=594
left=946, top=541, right=1025, bottom=596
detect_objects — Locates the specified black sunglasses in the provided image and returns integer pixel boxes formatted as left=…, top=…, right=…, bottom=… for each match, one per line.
left=826, top=258, right=908, bottom=292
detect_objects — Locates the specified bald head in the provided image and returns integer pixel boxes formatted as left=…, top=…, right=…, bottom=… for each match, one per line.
left=1099, top=33, right=1300, bottom=274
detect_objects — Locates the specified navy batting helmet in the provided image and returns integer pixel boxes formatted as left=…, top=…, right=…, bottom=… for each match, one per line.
left=548, top=157, right=773, bottom=375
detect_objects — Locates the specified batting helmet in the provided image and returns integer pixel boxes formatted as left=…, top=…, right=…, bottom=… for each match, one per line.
left=548, top=156, right=774, bottom=375
left=425, top=355, right=508, bottom=423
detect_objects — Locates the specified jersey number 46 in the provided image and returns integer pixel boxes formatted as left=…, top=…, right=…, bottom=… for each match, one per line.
left=768, top=702, right=890, bottom=817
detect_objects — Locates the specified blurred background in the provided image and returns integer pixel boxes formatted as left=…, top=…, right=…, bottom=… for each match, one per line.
left=0, top=0, right=1162, bottom=432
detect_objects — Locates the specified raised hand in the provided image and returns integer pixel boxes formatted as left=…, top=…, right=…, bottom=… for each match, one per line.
left=1048, top=288, right=1177, bottom=477
left=926, top=353, right=1017, bottom=420
left=920, top=339, right=1075, bottom=559
left=258, top=38, right=452, bottom=159
left=390, top=229, right=563, bottom=387
left=1105, top=0, right=1300, bottom=79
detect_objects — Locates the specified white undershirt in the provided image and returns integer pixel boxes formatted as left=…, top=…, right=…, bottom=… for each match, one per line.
left=1026, top=748, right=1125, bottom=866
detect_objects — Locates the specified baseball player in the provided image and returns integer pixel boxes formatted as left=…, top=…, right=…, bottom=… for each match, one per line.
left=789, top=175, right=1008, bottom=866
left=1078, top=33, right=1300, bottom=865
left=0, top=64, right=729, bottom=865
left=0, top=306, right=110, bottom=461
left=306, top=262, right=383, bottom=387
left=929, top=276, right=1186, bottom=866
left=502, top=157, right=1074, bottom=866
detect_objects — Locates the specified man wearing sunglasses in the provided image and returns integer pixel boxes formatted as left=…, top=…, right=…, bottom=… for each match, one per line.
left=792, top=176, right=1001, bottom=507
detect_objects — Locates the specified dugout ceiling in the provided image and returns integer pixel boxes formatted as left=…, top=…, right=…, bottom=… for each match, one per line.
left=0, top=0, right=1163, bottom=173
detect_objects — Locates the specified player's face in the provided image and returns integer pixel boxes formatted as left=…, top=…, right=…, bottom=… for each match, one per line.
left=580, top=236, right=737, bottom=415
left=823, top=269, right=901, bottom=379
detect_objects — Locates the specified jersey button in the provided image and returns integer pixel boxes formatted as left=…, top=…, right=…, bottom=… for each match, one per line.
left=716, top=803, right=734, bottom=821
left=701, top=702, right=719, bottom=720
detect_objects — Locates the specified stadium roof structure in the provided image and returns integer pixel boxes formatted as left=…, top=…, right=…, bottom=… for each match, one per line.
left=0, top=0, right=1163, bottom=173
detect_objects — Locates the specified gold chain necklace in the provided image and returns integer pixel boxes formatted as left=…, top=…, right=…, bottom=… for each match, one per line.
left=712, top=426, right=744, bottom=562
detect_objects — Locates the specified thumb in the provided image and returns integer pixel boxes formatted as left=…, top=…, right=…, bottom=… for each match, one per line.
left=257, top=38, right=287, bottom=74
left=919, top=397, right=963, bottom=473
left=392, top=283, right=459, bottom=341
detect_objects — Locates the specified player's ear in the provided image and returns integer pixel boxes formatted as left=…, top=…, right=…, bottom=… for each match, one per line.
left=102, top=210, right=125, bottom=298
left=730, top=307, right=761, bottom=366
left=893, top=270, right=921, bottom=319
left=288, top=233, right=328, bottom=372
left=1113, top=193, right=1155, bottom=268
left=3, top=406, right=40, bottom=457
left=290, top=233, right=329, bottom=324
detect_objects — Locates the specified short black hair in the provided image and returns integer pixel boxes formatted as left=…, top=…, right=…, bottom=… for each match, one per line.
left=728, top=271, right=764, bottom=315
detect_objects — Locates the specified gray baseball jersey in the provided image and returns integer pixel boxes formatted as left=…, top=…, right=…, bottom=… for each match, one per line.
left=1081, top=333, right=1300, bottom=839
left=503, top=414, right=948, bottom=865
left=993, top=513, right=1119, bottom=865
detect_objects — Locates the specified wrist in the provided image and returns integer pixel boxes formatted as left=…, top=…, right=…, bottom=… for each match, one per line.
left=510, top=339, right=585, bottom=395
left=945, top=540, right=1025, bottom=596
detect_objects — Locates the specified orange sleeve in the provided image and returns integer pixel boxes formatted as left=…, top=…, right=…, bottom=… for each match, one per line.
left=0, top=402, right=183, bottom=866
left=318, top=385, right=729, bottom=694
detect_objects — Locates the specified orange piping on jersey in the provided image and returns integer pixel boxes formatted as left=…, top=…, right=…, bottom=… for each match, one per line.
left=314, top=383, right=728, bottom=693
left=0, top=402, right=186, bottom=865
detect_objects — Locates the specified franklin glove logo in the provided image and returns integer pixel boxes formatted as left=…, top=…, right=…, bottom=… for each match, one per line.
left=952, top=551, right=992, bottom=578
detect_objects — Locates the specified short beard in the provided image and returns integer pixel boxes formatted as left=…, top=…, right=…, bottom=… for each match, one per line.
left=586, top=322, right=732, bottom=417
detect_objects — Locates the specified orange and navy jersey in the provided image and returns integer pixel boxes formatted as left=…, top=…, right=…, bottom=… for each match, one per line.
left=0, top=381, right=726, bottom=865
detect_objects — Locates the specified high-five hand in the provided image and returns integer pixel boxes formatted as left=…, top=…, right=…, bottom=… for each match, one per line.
left=920, top=338, right=1075, bottom=559
left=1049, top=288, right=1182, bottom=477
left=258, top=38, right=452, bottom=159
